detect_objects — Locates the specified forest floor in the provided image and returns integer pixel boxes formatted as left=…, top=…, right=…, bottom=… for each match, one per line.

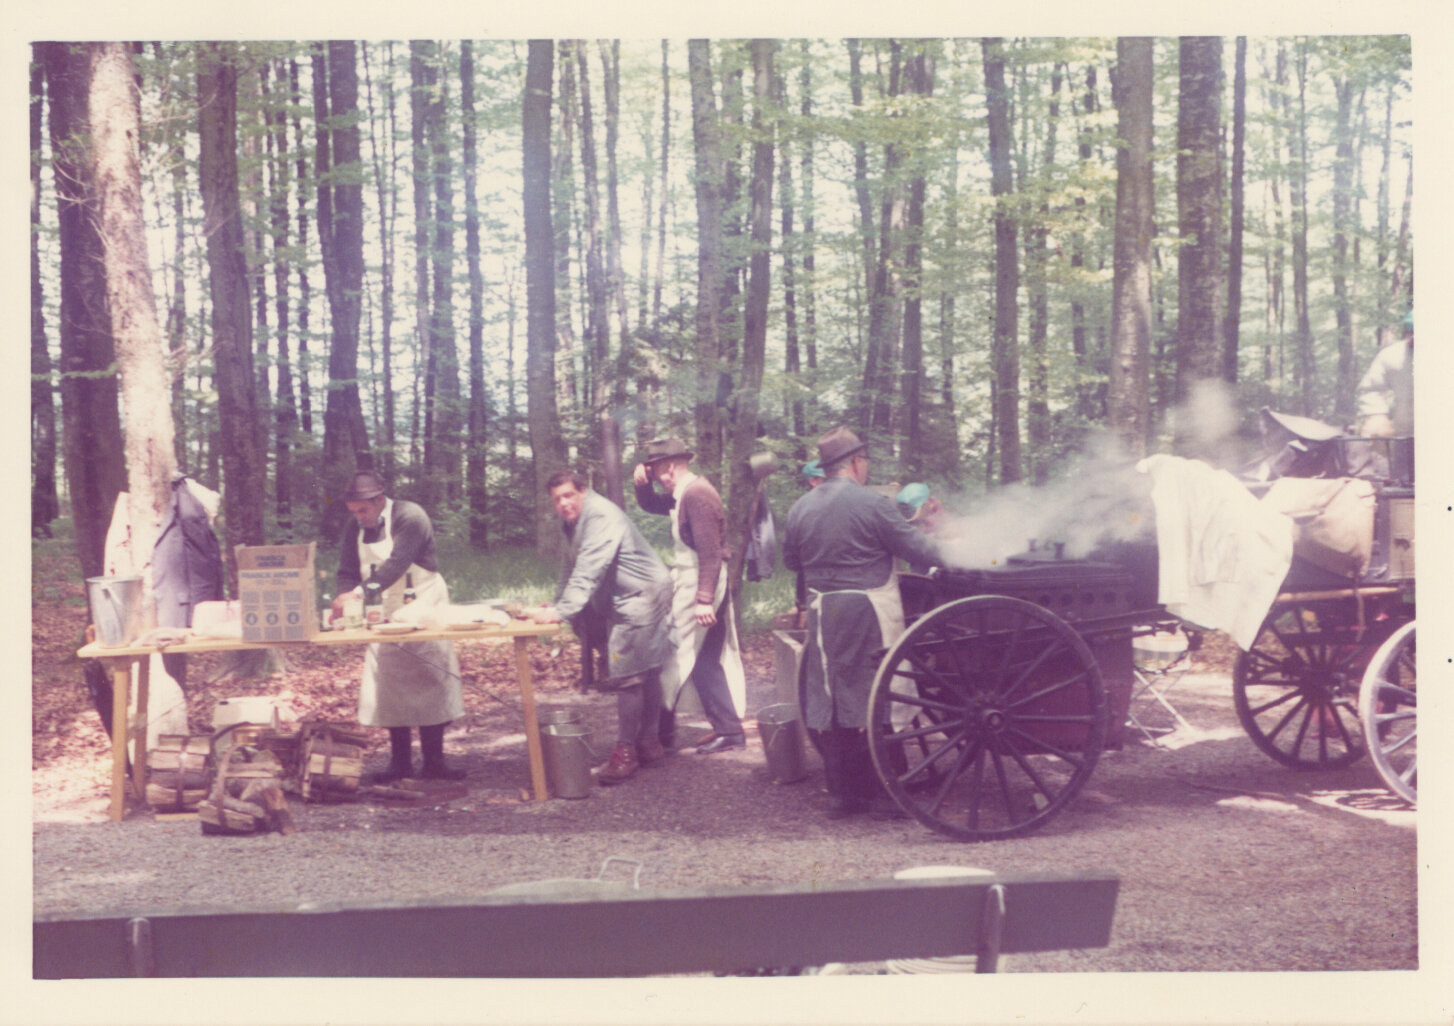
left=28, top=536, right=1426, bottom=1020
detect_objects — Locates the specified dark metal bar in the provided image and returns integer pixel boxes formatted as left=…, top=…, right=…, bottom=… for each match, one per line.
left=35, top=871, right=1118, bottom=979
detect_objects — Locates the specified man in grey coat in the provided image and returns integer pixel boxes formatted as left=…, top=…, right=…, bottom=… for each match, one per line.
left=783, top=427, right=941, bottom=819
left=525, top=470, right=674, bottom=784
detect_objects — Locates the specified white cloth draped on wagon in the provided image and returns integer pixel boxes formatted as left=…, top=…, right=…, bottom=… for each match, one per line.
left=1136, top=454, right=1294, bottom=651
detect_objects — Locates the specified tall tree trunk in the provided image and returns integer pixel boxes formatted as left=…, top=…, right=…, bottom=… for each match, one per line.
left=798, top=41, right=820, bottom=427
left=1224, top=36, right=1247, bottom=385
left=687, top=39, right=726, bottom=473
left=983, top=37, right=1021, bottom=484
left=1331, top=73, right=1357, bottom=425
left=267, top=56, right=296, bottom=535
left=1291, top=41, right=1314, bottom=416
left=651, top=40, right=670, bottom=328
left=1070, top=63, right=1099, bottom=423
left=89, top=40, right=178, bottom=612
left=30, top=51, right=60, bottom=538
left=462, top=40, right=490, bottom=547
left=408, top=43, right=433, bottom=469
left=197, top=41, right=266, bottom=581
left=1175, top=36, right=1226, bottom=403
left=776, top=65, right=802, bottom=437
left=552, top=41, right=581, bottom=431
left=867, top=41, right=905, bottom=445
left=846, top=38, right=877, bottom=415
left=725, top=39, right=775, bottom=597
left=1109, top=37, right=1154, bottom=458
left=1026, top=61, right=1060, bottom=486
left=524, top=40, right=570, bottom=554
left=575, top=41, right=610, bottom=428
left=322, top=41, right=370, bottom=493
left=42, top=41, right=127, bottom=580
left=290, top=58, right=313, bottom=437
left=598, top=40, right=631, bottom=395
left=363, top=42, right=397, bottom=477
left=427, top=46, right=461, bottom=504
left=899, top=45, right=934, bottom=479
left=936, top=49, right=961, bottom=475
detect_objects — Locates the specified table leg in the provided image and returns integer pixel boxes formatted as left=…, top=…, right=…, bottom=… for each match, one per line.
left=514, top=636, right=549, bottom=801
left=108, top=660, right=133, bottom=823
left=131, top=657, right=150, bottom=802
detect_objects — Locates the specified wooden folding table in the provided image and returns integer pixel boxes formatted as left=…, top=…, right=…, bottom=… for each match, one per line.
left=75, top=621, right=562, bottom=822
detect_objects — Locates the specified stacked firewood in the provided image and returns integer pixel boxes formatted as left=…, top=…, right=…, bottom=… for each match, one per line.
left=146, top=719, right=372, bottom=836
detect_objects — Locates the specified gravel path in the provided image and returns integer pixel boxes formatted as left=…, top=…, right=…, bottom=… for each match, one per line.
left=30, top=636, right=1422, bottom=1020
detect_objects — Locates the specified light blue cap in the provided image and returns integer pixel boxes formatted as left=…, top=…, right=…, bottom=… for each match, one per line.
left=802, top=459, right=825, bottom=480
left=897, top=482, right=930, bottom=510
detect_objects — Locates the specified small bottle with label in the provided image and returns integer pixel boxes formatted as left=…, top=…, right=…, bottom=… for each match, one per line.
left=364, top=565, right=384, bottom=626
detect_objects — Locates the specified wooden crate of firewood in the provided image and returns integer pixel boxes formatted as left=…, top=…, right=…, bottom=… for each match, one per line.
left=198, top=745, right=295, bottom=835
left=146, top=735, right=212, bottom=812
left=298, top=725, right=366, bottom=802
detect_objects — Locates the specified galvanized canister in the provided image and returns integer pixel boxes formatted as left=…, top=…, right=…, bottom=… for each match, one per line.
left=756, top=702, right=808, bottom=783
left=86, top=575, right=145, bottom=647
left=542, top=721, right=594, bottom=798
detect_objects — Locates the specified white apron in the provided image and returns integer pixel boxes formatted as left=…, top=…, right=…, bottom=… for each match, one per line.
left=356, top=504, right=464, bottom=727
left=801, top=575, right=906, bottom=731
left=661, top=477, right=747, bottom=719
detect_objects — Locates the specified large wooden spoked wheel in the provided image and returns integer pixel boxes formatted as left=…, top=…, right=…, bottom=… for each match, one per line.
left=1358, top=620, right=1416, bottom=803
left=867, top=595, right=1108, bottom=841
left=1232, top=601, right=1388, bottom=770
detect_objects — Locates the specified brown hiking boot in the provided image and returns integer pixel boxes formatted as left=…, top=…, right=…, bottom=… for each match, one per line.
left=598, top=742, right=639, bottom=784
left=636, top=737, right=668, bottom=766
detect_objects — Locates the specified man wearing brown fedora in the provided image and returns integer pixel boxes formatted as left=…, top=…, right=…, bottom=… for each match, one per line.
left=633, top=439, right=747, bottom=754
left=331, top=470, right=466, bottom=782
left=783, top=427, right=941, bottom=819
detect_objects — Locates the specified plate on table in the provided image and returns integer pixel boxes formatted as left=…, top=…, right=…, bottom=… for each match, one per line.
left=372, top=622, right=418, bottom=636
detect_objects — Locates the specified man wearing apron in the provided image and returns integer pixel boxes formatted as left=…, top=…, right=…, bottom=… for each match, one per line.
left=782, top=427, right=942, bottom=820
left=633, top=439, right=747, bottom=754
left=524, top=471, right=674, bottom=785
left=331, top=471, right=465, bottom=782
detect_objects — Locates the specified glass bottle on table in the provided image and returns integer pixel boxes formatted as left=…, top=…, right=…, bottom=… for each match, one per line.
left=364, top=564, right=384, bottom=626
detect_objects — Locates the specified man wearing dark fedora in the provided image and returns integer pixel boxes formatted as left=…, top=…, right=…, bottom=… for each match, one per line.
left=331, top=470, right=466, bottom=782
left=633, top=438, right=747, bottom=754
left=782, top=427, right=941, bottom=819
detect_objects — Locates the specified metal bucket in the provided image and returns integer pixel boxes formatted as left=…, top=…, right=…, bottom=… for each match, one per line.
left=756, top=703, right=808, bottom=784
left=542, top=706, right=584, bottom=728
left=543, top=721, right=594, bottom=799
left=86, top=575, right=145, bottom=648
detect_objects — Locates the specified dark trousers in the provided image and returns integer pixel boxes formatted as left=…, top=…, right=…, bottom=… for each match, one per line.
left=813, top=726, right=884, bottom=806
left=690, top=609, right=744, bottom=740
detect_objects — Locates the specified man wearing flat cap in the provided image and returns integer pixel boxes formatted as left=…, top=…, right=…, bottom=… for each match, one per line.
left=633, top=439, right=747, bottom=754
left=782, top=427, right=941, bottom=819
left=331, top=470, right=465, bottom=782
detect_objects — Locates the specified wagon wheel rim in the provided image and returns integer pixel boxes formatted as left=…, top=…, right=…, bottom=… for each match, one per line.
left=1359, top=621, right=1416, bottom=804
left=868, top=595, right=1107, bottom=841
left=1232, top=601, right=1368, bottom=769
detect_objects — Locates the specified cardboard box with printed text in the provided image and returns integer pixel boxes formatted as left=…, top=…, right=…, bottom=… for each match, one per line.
left=235, top=543, right=318, bottom=643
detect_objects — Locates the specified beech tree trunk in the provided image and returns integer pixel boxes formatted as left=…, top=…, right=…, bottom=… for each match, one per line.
left=462, top=40, right=490, bottom=547
left=1225, top=36, right=1247, bottom=384
left=42, top=41, right=127, bottom=580
left=88, top=40, right=178, bottom=616
left=30, top=51, right=60, bottom=538
left=1291, top=42, right=1314, bottom=416
left=687, top=39, right=726, bottom=472
left=983, top=37, right=1022, bottom=484
left=899, top=46, right=934, bottom=479
left=1175, top=36, right=1226, bottom=400
left=197, top=41, right=266, bottom=580
left=725, top=39, right=775, bottom=596
left=523, top=40, right=570, bottom=554
left=1109, top=37, right=1154, bottom=458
